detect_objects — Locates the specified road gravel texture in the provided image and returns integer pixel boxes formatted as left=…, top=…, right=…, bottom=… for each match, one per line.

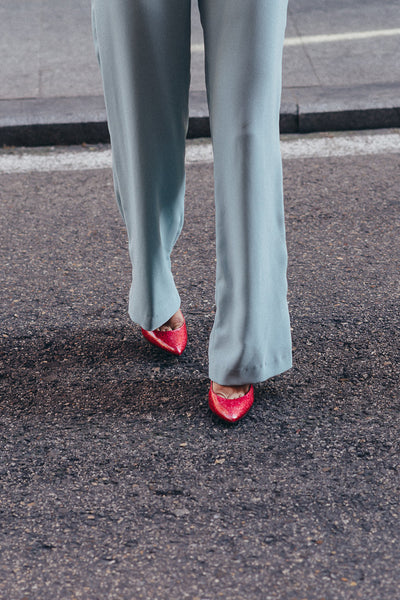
left=0, top=145, right=399, bottom=599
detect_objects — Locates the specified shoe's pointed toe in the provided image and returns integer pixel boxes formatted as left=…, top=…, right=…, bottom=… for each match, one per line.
left=141, top=319, right=187, bottom=355
left=208, top=382, right=254, bottom=423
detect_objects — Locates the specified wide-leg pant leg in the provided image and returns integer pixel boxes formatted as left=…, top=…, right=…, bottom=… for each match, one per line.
left=198, top=0, right=292, bottom=385
left=91, top=0, right=191, bottom=331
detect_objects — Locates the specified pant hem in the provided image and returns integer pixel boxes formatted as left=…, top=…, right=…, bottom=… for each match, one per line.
left=208, top=356, right=292, bottom=386
left=129, top=296, right=181, bottom=332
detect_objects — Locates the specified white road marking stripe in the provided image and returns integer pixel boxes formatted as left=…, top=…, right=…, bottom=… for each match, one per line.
left=0, top=150, right=113, bottom=174
left=283, top=28, right=400, bottom=46
left=191, top=28, right=400, bottom=52
left=190, top=43, right=205, bottom=53
left=0, top=133, right=398, bottom=174
left=281, top=133, right=400, bottom=159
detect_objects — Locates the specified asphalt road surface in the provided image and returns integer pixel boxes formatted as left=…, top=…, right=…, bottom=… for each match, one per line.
left=0, top=130, right=399, bottom=599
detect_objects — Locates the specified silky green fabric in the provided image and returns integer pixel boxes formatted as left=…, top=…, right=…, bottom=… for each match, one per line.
left=91, top=0, right=292, bottom=385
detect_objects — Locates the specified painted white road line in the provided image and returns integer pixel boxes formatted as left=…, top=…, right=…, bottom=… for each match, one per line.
left=0, top=150, right=113, bottom=174
left=186, top=143, right=214, bottom=163
left=191, top=28, right=400, bottom=52
left=0, top=133, right=399, bottom=174
left=281, top=133, right=400, bottom=159
left=284, top=28, right=400, bottom=46
left=190, top=43, right=205, bottom=53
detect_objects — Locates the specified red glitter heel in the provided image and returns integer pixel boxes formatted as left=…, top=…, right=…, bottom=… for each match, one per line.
left=208, top=381, right=254, bottom=423
left=141, top=318, right=187, bottom=356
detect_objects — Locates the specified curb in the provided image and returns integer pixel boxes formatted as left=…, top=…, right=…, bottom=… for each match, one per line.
left=1, top=84, right=400, bottom=147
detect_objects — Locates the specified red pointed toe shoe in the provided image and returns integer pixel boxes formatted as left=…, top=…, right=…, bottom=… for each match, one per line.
left=208, top=381, right=254, bottom=423
left=141, top=318, right=187, bottom=356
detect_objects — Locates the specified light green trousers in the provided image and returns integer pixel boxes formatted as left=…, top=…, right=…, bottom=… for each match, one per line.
left=91, top=0, right=292, bottom=385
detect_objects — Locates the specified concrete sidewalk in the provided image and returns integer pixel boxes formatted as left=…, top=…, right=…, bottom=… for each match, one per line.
left=0, top=0, right=400, bottom=146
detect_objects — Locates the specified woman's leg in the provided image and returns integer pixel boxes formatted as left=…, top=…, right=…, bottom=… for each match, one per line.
left=198, top=0, right=292, bottom=386
left=91, top=0, right=191, bottom=331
